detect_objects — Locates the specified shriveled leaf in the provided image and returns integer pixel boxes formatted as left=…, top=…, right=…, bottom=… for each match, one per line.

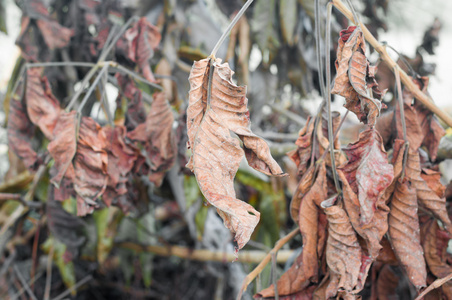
left=186, top=57, right=285, bottom=250
left=94, top=206, right=123, bottom=264
left=421, top=168, right=445, bottom=198
left=377, top=236, right=398, bottom=265
left=290, top=165, right=315, bottom=223
left=339, top=128, right=394, bottom=224
left=124, top=17, right=161, bottom=83
left=74, top=117, right=108, bottom=216
left=115, top=74, right=146, bottom=130
left=128, top=92, right=176, bottom=186
left=258, top=163, right=326, bottom=298
left=388, top=178, right=426, bottom=290
left=331, top=26, right=385, bottom=126
left=7, top=97, right=38, bottom=170
left=406, top=150, right=452, bottom=233
left=375, top=110, right=394, bottom=146
left=287, top=116, right=314, bottom=177
left=48, top=111, right=78, bottom=187
left=381, top=139, right=407, bottom=204
left=323, top=202, right=362, bottom=298
left=317, top=111, right=347, bottom=168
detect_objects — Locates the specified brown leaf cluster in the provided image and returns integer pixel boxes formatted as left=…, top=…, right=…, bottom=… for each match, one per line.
left=186, top=57, right=286, bottom=251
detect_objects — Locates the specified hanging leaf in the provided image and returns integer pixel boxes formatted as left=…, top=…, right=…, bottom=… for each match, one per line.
left=128, top=92, right=176, bottom=186
left=290, top=165, right=315, bottom=223
left=7, top=97, right=38, bottom=171
left=287, top=116, right=315, bottom=177
left=48, top=111, right=78, bottom=188
left=322, top=201, right=362, bottom=299
left=124, top=17, right=161, bottom=83
left=339, top=128, right=394, bottom=224
left=115, top=74, right=146, bottom=130
left=25, top=68, right=62, bottom=140
left=331, top=26, right=385, bottom=126
left=186, top=57, right=285, bottom=250
left=388, top=178, right=426, bottom=290
left=74, top=117, right=108, bottom=216
left=406, top=150, right=452, bottom=233
left=376, top=265, right=400, bottom=299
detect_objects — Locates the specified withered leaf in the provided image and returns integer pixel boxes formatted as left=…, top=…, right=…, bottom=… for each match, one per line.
left=381, top=139, right=407, bottom=204
left=376, top=265, right=399, bottom=300
left=287, top=116, right=314, bottom=177
left=388, top=178, right=426, bottom=290
left=7, top=97, right=38, bottom=170
left=340, top=128, right=394, bottom=224
left=421, top=168, right=446, bottom=198
left=25, top=68, right=62, bottom=140
left=331, top=26, right=385, bottom=126
left=128, top=92, right=176, bottom=186
left=48, top=111, right=78, bottom=187
left=406, top=150, right=452, bottom=233
left=322, top=202, right=362, bottom=298
left=290, top=165, right=315, bottom=224
left=124, top=17, right=161, bottom=83
left=74, top=117, right=108, bottom=216
left=258, top=163, right=326, bottom=298
left=115, top=74, right=146, bottom=130
left=186, top=57, right=285, bottom=250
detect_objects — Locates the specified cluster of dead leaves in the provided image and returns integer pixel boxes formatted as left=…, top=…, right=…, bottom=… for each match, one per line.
left=256, top=26, right=450, bottom=300
left=8, top=15, right=176, bottom=216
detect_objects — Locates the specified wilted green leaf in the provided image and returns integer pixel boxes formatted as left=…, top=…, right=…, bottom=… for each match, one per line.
left=93, top=206, right=123, bottom=264
left=184, top=175, right=208, bottom=240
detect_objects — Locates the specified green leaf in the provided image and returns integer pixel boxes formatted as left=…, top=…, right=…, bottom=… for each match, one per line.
left=93, top=206, right=123, bottom=264
left=184, top=175, right=208, bottom=240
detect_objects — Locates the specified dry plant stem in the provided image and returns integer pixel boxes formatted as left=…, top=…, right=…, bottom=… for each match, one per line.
left=268, top=103, right=306, bottom=126
left=344, top=0, right=360, bottom=24
left=210, top=0, right=254, bottom=58
left=331, top=0, right=452, bottom=128
left=384, top=43, right=416, bottom=77
left=7, top=272, right=44, bottom=300
left=326, top=1, right=341, bottom=193
left=272, top=251, right=279, bottom=300
left=315, top=0, right=325, bottom=97
left=77, top=65, right=109, bottom=113
left=51, top=275, right=93, bottom=300
left=394, top=67, right=409, bottom=179
left=414, top=272, right=452, bottom=300
left=13, top=264, right=38, bottom=300
left=236, top=227, right=300, bottom=300
left=44, top=245, right=54, bottom=300
left=116, top=241, right=294, bottom=264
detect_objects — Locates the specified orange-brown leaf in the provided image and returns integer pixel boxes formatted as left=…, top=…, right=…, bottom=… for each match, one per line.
left=376, top=265, right=399, bottom=300
left=388, top=178, right=426, bottom=290
left=74, top=117, right=108, bottom=216
left=421, top=168, right=446, bottom=198
left=406, top=150, right=452, bottom=233
left=25, top=68, right=62, bottom=139
left=48, top=111, right=78, bottom=187
left=287, top=116, right=314, bottom=176
left=186, top=57, right=285, bottom=250
left=290, top=166, right=315, bottom=224
left=323, top=203, right=362, bottom=298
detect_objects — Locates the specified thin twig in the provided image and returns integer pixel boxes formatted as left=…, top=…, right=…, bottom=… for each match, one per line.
left=326, top=2, right=341, bottom=193
left=394, top=66, right=409, bottom=179
left=27, top=62, right=96, bottom=69
left=210, top=0, right=254, bottom=58
left=271, top=251, right=279, bottom=300
left=44, top=245, right=54, bottom=300
left=113, top=64, right=163, bottom=90
left=8, top=272, right=44, bottom=300
left=77, top=65, right=109, bottom=113
left=331, top=0, right=452, bottom=127
left=268, top=103, right=306, bottom=126
left=383, top=43, right=416, bottom=77
left=236, top=227, right=299, bottom=300
left=414, top=272, right=452, bottom=300
left=344, top=0, right=360, bottom=25
left=65, top=65, right=100, bottom=111
left=13, top=264, right=38, bottom=300
left=315, top=0, right=325, bottom=98
left=51, top=275, right=93, bottom=300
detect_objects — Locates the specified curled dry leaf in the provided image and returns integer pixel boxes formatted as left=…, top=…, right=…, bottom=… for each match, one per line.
left=339, top=128, right=394, bottom=224
left=290, top=165, right=315, bottom=223
left=331, top=26, right=385, bottom=126
left=258, top=163, right=326, bottom=298
left=421, top=168, right=446, bottom=198
left=7, top=97, right=38, bottom=170
left=388, top=178, right=426, bottom=290
left=421, top=218, right=452, bottom=299
left=322, top=201, right=362, bottom=299
left=25, top=68, right=62, bottom=140
left=48, top=111, right=78, bottom=187
left=317, top=111, right=347, bottom=168
left=287, top=116, right=314, bottom=177
left=74, top=117, right=108, bottom=216
left=406, top=150, right=452, bottom=233
left=124, top=17, right=161, bottom=83
left=115, top=74, right=146, bottom=130
left=128, top=92, right=176, bottom=186
left=380, top=139, right=407, bottom=204
left=186, top=57, right=285, bottom=250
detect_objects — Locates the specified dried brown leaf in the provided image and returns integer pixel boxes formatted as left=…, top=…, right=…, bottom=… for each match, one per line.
left=74, top=117, right=108, bottom=216
left=287, top=116, right=314, bottom=176
left=125, top=17, right=161, bottom=83
left=186, top=57, right=285, bottom=250
left=128, top=92, right=176, bottom=186
left=406, top=150, right=452, bottom=233
left=115, top=74, right=146, bottom=130
left=48, top=111, right=78, bottom=187
left=376, top=265, right=399, bottom=300
left=421, top=168, right=446, bottom=198
left=323, top=202, right=362, bottom=298
left=7, top=97, right=38, bottom=171
left=388, top=178, right=426, bottom=290
left=25, top=68, right=62, bottom=139
left=289, top=165, right=315, bottom=223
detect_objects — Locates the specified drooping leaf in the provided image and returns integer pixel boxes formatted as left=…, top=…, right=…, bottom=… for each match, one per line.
left=258, top=163, right=326, bottom=298
left=93, top=206, right=123, bottom=264
left=7, top=97, right=38, bottom=170
left=74, top=117, right=108, bottom=216
left=331, top=26, right=385, bottom=126
left=339, top=128, right=394, bottom=224
left=388, top=178, right=426, bottom=290
left=406, top=149, right=452, bottom=233
left=421, top=168, right=445, bottom=198
left=376, top=265, right=400, bottom=300
left=128, top=92, right=176, bottom=186
left=287, top=116, right=314, bottom=177
left=48, top=111, right=77, bottom=187
left=124, top=17, right=161, bottom=83
left=115, top=74, right=146, bottom=130
left=186, top=57, right=285, bottom=250
left=322, top=201, right=362, bottom=299
left=290, top=165, right=315, bottom=223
